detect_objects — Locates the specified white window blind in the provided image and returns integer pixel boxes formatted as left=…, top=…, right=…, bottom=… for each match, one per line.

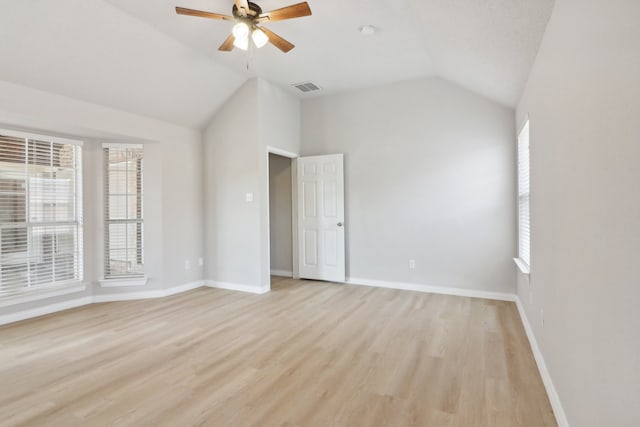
left=103, top=144, right=144, bottom=279
left=0, top=130, right=83, bottom=299
left=518, top=120, right=531, bottom=268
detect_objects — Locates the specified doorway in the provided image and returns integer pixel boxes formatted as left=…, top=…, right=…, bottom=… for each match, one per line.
left=268, top=153, right=294, bottom=282
left=267, top=150, right=346, bottom=289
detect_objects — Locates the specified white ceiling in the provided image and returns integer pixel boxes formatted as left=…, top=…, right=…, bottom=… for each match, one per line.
left=0, top=0, right=554, bottom=129
left=105, top=0, right=555, bottom=105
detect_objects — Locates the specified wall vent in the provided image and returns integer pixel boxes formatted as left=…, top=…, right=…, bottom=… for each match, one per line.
left=292, top=81, right=321, bottom=93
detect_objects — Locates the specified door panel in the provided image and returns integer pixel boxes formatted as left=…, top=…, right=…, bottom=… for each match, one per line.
left=302, top=182, right=317, bottom=218
left=323, top=182, right=337, bottom=217
left=324, top=230, right=338, bottom=267
left=296, top=154, right=345, bottom=282
left=303, top=230, right=318, bottom=266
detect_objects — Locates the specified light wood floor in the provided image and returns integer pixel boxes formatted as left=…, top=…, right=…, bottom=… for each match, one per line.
left=0, top=277, right=556, bottom=427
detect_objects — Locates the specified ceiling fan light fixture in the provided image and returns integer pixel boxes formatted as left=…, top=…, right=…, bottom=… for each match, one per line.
left=232, top=22, right=250, bottom=39
left=175, top=1, right=312, bottom=53
left=252, top=28, right=269, bottom=48
left=233, top=34, right=249, bottom=50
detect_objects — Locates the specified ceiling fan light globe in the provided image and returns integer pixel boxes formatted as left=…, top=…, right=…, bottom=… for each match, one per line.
left=232, top=22, right=250, bottom=39
left=252, top=28, right=269, bottom=48
left=233, top=35, right=249, bottom=50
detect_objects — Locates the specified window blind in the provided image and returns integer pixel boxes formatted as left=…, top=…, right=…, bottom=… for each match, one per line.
left=518, top=120, right=531, bottom=267
left=103, top=144, right=144, bottom=279
left=0, top=130, right=83, bottom=299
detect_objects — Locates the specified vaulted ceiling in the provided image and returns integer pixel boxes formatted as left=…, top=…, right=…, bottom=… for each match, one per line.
left=0, top=0, right=244, bottom=128
left=0, top=0, right=555, bottom=129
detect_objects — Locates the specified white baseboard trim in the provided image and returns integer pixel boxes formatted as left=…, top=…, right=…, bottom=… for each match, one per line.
left=515, top=297, right=569, bottom=427
left=98, top=276, right=149, bottom=288
left=0, top=283, right=87, bottom=308
left=0, top=281, right=206, bottom=325
left=270, top=269, right=293, bottom=277
left=205, top=280, right=270, bottom=294
left=92, top=281, right=205, bottom=303
left=1, top=279, right=276, bottom=325
left=0, top=296, right=93, bottom=326
left=346, top=277, right=515, bottom=302
left=164, top=281, right=206, bottom=296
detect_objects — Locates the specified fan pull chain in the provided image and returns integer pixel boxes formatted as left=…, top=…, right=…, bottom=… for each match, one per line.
left=246, top=36, right=254, bottom=71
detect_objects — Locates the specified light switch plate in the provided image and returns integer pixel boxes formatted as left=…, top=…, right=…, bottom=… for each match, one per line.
left=245, top=192, right=254, bottom=202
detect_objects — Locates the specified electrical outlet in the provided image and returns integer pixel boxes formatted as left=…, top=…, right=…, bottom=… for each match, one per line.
left=408, top=259, right=416, bottom=269
left=245, top=192, right=254, bottom=202
left=198, top=257, right=203, bottom=267
left=184, top=260, right=191, bottom=270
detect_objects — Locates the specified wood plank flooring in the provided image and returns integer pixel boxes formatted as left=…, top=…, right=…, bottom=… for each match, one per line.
left=0, top=277, right=556, bottom=426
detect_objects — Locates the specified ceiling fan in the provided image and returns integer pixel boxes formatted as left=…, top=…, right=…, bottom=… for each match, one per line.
left=175, top=0, right=312, bottom=53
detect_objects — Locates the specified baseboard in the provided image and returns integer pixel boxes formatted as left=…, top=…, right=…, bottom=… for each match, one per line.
left=270, top=269, right=293, bottom=277
left=0, top=296, right=93, bottom=326
left=515, top=297, right=569, bottom=427
left=1, top=279, right=273, bottom=325
left=346, top=277, right=515, bottom=302
left=92, top=281, right=206, bottom=303
left=164, top=281, right=206, bottom=296
left=205, top=280, right=270, bottom=294
left=0, top=281, right=206, bottom=325
left=0, top=284, right=87, bottom=308
left=98, top=276, right=148, bottom=288
left=92, top=289, right=167, bottom=303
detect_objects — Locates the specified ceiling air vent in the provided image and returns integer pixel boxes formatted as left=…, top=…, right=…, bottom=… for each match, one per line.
left=293, top=81, right=321, bottom=93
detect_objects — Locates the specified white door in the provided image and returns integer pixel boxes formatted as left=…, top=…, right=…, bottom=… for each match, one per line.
left=296, top=154, right=345, bottom=282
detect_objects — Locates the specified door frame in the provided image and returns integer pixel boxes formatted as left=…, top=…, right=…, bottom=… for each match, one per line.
left=265, top=146, right=299, bottom=282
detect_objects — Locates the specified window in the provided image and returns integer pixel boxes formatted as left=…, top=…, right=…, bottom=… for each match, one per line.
left=103, top=144, right=144, bottom=279
left=0, top=130, right=83, bottom=300
left=517, top=120, right=531, bottom=270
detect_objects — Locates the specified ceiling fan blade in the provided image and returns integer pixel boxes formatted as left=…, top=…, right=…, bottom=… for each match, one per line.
left=234, top=0, right=250, bottom=17
left=175, top=7, right=233, bottom=20
left=219, top=34, right=235, bottom=51
left=260, top=27, right=295, bottom=53
left=257, top=2, right=312, bottom=23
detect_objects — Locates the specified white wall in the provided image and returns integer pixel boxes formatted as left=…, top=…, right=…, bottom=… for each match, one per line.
left=159, top=136, right=204, bottom=288
left=203, top=78, right=300, bottom=291
left=204, top=79, right=262, bottom=289
left=268, top=154, right=293, bottom=274
left=258, top=81, right=302, bottom=156
left=515, top=1, right=640, bottom=426
left=0, top=80, right=204, bottom=315
left=258, top=80, right=301, bottom=287
left=302, top=77, right=516, bottom=294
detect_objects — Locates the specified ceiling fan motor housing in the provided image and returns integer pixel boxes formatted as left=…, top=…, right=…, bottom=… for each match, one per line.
left=232, top=2, right=263, bottom=20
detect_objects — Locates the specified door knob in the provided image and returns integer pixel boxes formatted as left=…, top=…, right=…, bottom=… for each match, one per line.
left=337, top=222, right=343, bottom=227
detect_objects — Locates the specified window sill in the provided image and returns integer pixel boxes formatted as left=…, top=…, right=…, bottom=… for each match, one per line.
left=513, top=258, right=531, bottom=275
left=0, top=282, right=87, bottom=308
left=99, top=276, right=148, bottom=288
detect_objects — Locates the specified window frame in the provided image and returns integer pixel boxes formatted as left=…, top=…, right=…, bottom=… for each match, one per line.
left=515, top=119, right=531, bottom=275
left=0, top=128, right=85, bottom=306
left=101, top=143, right=145, bottom=285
